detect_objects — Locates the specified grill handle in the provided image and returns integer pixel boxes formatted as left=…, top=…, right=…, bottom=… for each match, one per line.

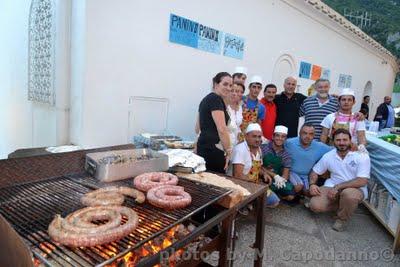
left=85, top=158, right=97, bottom=176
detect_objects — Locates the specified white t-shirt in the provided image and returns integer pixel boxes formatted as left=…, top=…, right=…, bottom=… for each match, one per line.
left=313, top=149, right=370, bottom=198
left=320, top=112, right=366, bottom=144
left=232, top=141, right=261, bottom=175
left=227, top=105, right=243, bottom=146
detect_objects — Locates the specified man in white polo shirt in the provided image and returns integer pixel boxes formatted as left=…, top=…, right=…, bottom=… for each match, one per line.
left=232, top=123, right=280, bottom=207
left=309, top=128, right=370, bottom=232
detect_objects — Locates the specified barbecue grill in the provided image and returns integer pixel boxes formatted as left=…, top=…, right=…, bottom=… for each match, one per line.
left=0, top=145, right=267, bottom=267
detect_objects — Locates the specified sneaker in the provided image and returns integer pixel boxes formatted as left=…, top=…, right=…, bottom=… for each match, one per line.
left=304, top=197, right=310, bottom=208
left=332, top=219, right=347, bottom=232
left=238, top=207, right=249, bottom=216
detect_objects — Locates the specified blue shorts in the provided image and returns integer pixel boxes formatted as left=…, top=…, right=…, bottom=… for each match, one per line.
left=266, top=190, right=280, bottom=207
left=289, top=172, right=309, bottom=190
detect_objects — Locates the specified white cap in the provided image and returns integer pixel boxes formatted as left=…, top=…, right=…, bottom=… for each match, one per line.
left=234, top=66, right=247, bottom=76
left=245, top=123, right=262, bottom=134
left=339, top=88, right=355, bottom=97
left=249, top=75, right=263, bottom=86
left=274, top=125, right=288, bottom=135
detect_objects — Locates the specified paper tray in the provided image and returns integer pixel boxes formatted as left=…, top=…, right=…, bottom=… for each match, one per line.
left=85, top=149, right=169, bottom=182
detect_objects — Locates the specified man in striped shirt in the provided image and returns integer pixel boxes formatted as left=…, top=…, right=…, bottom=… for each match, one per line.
left=299, top=79, right=339, bottom=140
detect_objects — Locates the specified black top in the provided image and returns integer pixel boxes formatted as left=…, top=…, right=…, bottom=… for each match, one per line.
left=374, top=103, right=389, bottom=124
left=360, top=102, right=369, bottom=119
left=198, top=92, right=229, bottom=147
left=274, top=92, right=307, bottom=138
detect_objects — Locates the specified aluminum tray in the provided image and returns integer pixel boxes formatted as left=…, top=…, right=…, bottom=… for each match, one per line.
left=85, top=148, right=169, bottom=182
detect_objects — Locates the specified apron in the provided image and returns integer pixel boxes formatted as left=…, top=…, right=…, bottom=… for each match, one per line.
left=329, top=112, right=357, bottom=145
left=238, top=97, right=259, bottom=143
left=248, top=156, right=262, bottom=183
left=263, top=152, right=294, bottom=196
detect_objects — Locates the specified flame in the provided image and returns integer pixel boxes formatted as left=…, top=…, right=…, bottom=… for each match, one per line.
left=105, top=224, right=184, bottom=266
left=33, top=224, right=190, bottom=267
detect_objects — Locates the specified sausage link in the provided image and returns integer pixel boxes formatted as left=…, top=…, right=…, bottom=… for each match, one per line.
left=48, top=206, right=139, bottom=247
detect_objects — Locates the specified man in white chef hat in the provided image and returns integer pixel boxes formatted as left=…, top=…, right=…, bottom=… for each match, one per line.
left=232, top=123, right=280, bottom=207
left=320, top=88, right=367, bottom=153
left=238, top=75, right=266, bottom=143
left=232, top=66, right=248, bottom=85
left=261, top=125, right=296, bottom=200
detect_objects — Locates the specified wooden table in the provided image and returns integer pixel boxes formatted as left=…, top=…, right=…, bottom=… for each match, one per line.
left=220, top=176, right=268, bottom=267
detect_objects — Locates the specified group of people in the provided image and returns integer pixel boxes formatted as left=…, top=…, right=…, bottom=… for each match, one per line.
left=195, top=67, right=380, bottom=232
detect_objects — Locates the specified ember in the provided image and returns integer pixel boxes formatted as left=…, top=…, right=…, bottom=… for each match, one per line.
left=107, top=223, right=211, bottom=267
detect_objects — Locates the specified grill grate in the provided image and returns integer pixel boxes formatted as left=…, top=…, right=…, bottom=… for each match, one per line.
left=0, top=173, right=231, bottom=267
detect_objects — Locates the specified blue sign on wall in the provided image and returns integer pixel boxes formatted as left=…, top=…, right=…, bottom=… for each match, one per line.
left=223, top=33, right=245, bottom=59
left=299, top=61, right=312, bottom=79
left=169, top=14, right=245, bottom=59
left=197, top=24, right=222, bottom=54
left=169, top=14, right=199, bottom=48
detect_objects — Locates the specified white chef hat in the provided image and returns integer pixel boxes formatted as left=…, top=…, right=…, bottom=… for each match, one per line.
left=245, top=123, right=262, bottom=134
left=339, top=88, right=355, bottom=97
left=249, top=75, right=263, bottom=86
left=234, top=66, right=248, bottom=76
left=274, top=125, right=288, bottom=135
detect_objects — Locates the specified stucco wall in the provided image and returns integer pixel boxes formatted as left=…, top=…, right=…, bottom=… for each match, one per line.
left=0, top=0, right=71, bottom=159
left=70, top=0, right=396, bottom=148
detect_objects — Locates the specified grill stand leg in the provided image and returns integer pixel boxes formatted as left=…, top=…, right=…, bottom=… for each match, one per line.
left=228, top=219, right=236, bottom=267
left=218, top=214, right=235, bottom=267
left=253, top=191, right=266, bottom=267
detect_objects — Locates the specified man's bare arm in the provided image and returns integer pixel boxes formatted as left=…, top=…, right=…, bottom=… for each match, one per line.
left=334, top=177, right=368, bottom=191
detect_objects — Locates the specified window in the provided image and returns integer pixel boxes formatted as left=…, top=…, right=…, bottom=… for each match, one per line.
left=28, top=0, right=55, bottom=105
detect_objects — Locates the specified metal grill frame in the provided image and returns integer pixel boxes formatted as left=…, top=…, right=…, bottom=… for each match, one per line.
left=0, top=173, right=231, bottom=267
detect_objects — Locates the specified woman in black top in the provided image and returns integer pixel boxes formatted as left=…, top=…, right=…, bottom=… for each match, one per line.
left=196, top=72, right=232, bottom=173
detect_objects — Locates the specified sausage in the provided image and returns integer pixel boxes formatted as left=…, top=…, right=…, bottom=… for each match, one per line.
left=48, top=206, right=139, bottom=247
left=146, top=185, right=191, bottom=209
left=81, top=186, right=145, bottom=206
left=62, top=207, right=122, bottom=234
left=133, top=172, right=179, bottom=192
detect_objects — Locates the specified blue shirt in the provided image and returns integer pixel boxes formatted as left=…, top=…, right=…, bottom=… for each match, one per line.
left=387, top=104, right=395, bottom=128
left=285, top=137, right=332, bottom=176
left=243, top=97, right=266, bottom=121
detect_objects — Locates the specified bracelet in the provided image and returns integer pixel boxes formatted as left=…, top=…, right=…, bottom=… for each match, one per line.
left=224, top=148, right=233, bottom=156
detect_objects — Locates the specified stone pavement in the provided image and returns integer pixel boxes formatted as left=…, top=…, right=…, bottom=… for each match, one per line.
left=229, top=204, right=400, bottom=267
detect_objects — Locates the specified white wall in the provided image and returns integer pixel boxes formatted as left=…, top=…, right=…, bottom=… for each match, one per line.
left=1, top=0, right=396, bottom=156
left=71, top=0, right=396, bottom=149
left=70, top=0, right=86, bottom=145
left=0, top=0, right=32, bottom=159
left=0, top=0, right=71, bottom=159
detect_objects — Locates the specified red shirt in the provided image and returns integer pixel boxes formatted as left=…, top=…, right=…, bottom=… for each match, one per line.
left=260, top=98, right=277, bottom=140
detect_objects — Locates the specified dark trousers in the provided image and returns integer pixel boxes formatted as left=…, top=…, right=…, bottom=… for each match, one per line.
left=197, top=145, right=225, bottom=174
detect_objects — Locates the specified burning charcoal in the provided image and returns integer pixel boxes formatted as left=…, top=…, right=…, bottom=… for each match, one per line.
left=152, top=236, right=164, bottom=247
left=187, top=223, right=196, bottom=232
left=175, top=224, right=186, bottom=233
left=197, top=234, right=205, bottom=241
left=175, top=232, right=188, bottom=240
left=175, top=224, right=190, bottom=240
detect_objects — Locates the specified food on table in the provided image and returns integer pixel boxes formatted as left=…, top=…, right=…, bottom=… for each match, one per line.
left=390, top=127, right=400, bottom=134
left=163, top=140, right=195, bottom=149
left=380, top=134, right=400, bottom=147
left=48, top=206, right=139, bottom=247
left=81, top=186, right=145, bottom=206
left=134, top=172, right=179, bottom=192
left=176, top=172, right=251, bottom=196
left=146, top=185, right=192, bottom=209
